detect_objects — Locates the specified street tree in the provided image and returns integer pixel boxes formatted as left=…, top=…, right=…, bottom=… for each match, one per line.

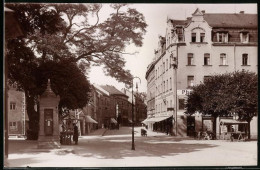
left=7, top=40, right=91, bottom=139
left=186, top=71, right=257, bottom=138
left=5, top=3, right=147, bottom=139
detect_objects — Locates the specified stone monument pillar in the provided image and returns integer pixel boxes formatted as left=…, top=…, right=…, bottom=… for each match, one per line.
left=38, top=79, right=60, bottom=149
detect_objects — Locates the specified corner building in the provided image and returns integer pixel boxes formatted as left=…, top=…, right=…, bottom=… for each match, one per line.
left=145, top=8, right=257, bottom=138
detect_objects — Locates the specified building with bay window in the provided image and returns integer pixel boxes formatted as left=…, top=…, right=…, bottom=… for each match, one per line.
left=145, top=8, right=257, bottom=139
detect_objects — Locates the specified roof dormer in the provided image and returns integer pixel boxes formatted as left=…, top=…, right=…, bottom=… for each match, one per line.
left=191, top=8, right=204, bottom=22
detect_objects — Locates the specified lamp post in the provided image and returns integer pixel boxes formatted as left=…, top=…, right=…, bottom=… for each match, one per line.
left=131, top=76, right=141, bottom=150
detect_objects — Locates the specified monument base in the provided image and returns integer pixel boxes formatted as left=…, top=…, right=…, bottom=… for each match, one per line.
left=38, top=135, right=60, bottom=149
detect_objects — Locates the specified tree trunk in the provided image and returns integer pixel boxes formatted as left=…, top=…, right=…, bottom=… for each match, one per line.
left=247, top=120, right=251, bottom=140
left=25, top=92, right=39, bottom=140
left=213, top=116, right=217, bottom=136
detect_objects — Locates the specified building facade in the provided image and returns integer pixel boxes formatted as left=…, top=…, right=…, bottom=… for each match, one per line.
left=8, top=85, right=28, bottom=136
left=100, top=85, right=131, bottom=127
left=145, top=8, right=257, bottom=138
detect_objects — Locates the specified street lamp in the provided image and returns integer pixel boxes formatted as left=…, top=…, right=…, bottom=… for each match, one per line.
left=131, top=76, right=141, bottom=150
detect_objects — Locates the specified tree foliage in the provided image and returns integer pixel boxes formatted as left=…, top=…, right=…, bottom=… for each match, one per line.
left=186, top=71, right=257, bottom=136
left=5, top=3, right=147, bottom=139
left=6, top=3, right=147, bottom=86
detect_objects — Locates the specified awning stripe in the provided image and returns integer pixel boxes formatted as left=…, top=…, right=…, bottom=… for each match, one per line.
left=143, top=116, right=172, bottom=123
left=111, top=118, right=117, bottom=124
left=85, top=116, right=98, bottom=124
left=220, top=119, right=247, bottom=125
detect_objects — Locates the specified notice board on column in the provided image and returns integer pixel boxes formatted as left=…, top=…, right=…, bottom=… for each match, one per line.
left=203, top=119, right=213, bottom=131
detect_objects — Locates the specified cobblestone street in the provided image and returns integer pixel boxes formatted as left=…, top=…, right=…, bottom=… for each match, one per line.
left=5, top=127, right=257, bottom=167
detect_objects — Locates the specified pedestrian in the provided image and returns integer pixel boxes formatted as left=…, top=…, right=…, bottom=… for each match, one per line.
left=73, top=123, right=79, bottom=145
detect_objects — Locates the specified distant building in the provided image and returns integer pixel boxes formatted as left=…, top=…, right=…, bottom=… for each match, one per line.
left=121, top=88, right=147, bottom=125
left=100, top=85, right=131, bottom=127
left=8, top=85, right=28, bottom=136
left=145, top=8, right=257, bottom=138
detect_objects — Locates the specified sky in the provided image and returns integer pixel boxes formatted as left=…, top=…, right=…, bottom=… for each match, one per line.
left=88, top=3, right=257, bottom=93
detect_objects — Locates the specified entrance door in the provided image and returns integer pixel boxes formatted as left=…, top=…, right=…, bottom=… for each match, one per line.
left=44, top=109, right=53, bottom=136
left=187, top=116, right=195, bottom=136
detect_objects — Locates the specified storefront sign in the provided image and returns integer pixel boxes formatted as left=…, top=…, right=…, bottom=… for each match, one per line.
left=177, top=89, right=192, bottom=96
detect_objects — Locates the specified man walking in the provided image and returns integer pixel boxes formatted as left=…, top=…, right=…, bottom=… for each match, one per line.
left=73, top=123, right=79, bottom=145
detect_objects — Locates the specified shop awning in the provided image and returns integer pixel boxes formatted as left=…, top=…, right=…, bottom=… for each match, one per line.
left=111, top=118, right=117, bottom=124
left=141, top=118, right=149, bottom=124
left=144, top=116, right=172, bottom=123
left=220, top=119, right=248, bottom=125
left=85, top=116, right=98, bottom=124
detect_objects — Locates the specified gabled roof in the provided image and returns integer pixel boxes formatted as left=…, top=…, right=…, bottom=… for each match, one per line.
left=169, top=10, right=257, bottom=29
left=204, top=13, right=257, bottom=28
left=100, top=85, right=128, bottom=97
left=93, top=84, right=109, bottom=96
left=192, top=8, right=204, bottom=16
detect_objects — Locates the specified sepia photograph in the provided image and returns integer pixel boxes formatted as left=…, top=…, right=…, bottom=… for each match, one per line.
left=3, top=3, right=258, bottom=168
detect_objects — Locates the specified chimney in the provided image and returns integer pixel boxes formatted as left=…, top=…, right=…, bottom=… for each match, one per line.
left=240, top=11, right=244, bottom=14
left=201, top=10, right=205, bottom=14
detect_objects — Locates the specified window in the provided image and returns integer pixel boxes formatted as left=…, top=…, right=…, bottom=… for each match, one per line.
left=187, top=53, right=194, bottom=65
left=176, top=27, right=184, bottom=41
left=191, top=33, right=196, bottom=42
left=240, top=32, right=249, bottom=43
left=166, top=80, right=168, bottom=91
left=166, top=59, right=168, bottom=70
left=10, top=102, right=16, bottom=110
left=170, top=77, right=172, bottom=90
left=163, top=62, right=165, bottom=73
left=9, top=122, right=17, bottom=130
left=217, top=32, right=228, bottom=42
left=187, top=76, right=194, bottom=88
left=200, top=33, right=205, bottom=42
left=163, top=81, right=165, bottom=93
left=242, top=54, right=249, bottom=65
left=169, top=55, right=172, bottom=68
left=220, top=53, right=227, bottom=65
left=204, top=53, right=210, bottom=65
left=204, top=76, right=211, bottom=82
left=179, top=99, right=185, bottom=110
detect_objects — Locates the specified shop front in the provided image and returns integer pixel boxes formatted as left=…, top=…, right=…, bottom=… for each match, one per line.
left=143, top=116, right=173, bottom=135
left=219, top=119, right=248, bottom=141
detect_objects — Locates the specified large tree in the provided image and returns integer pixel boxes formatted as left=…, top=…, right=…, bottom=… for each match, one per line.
left=6, top=3, right=147, bottom=85
left=186, top=71, right=257, bottom=138
left=5, top=3, right=147, bottom=139
left=7, top=40, right=91, bottom=139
